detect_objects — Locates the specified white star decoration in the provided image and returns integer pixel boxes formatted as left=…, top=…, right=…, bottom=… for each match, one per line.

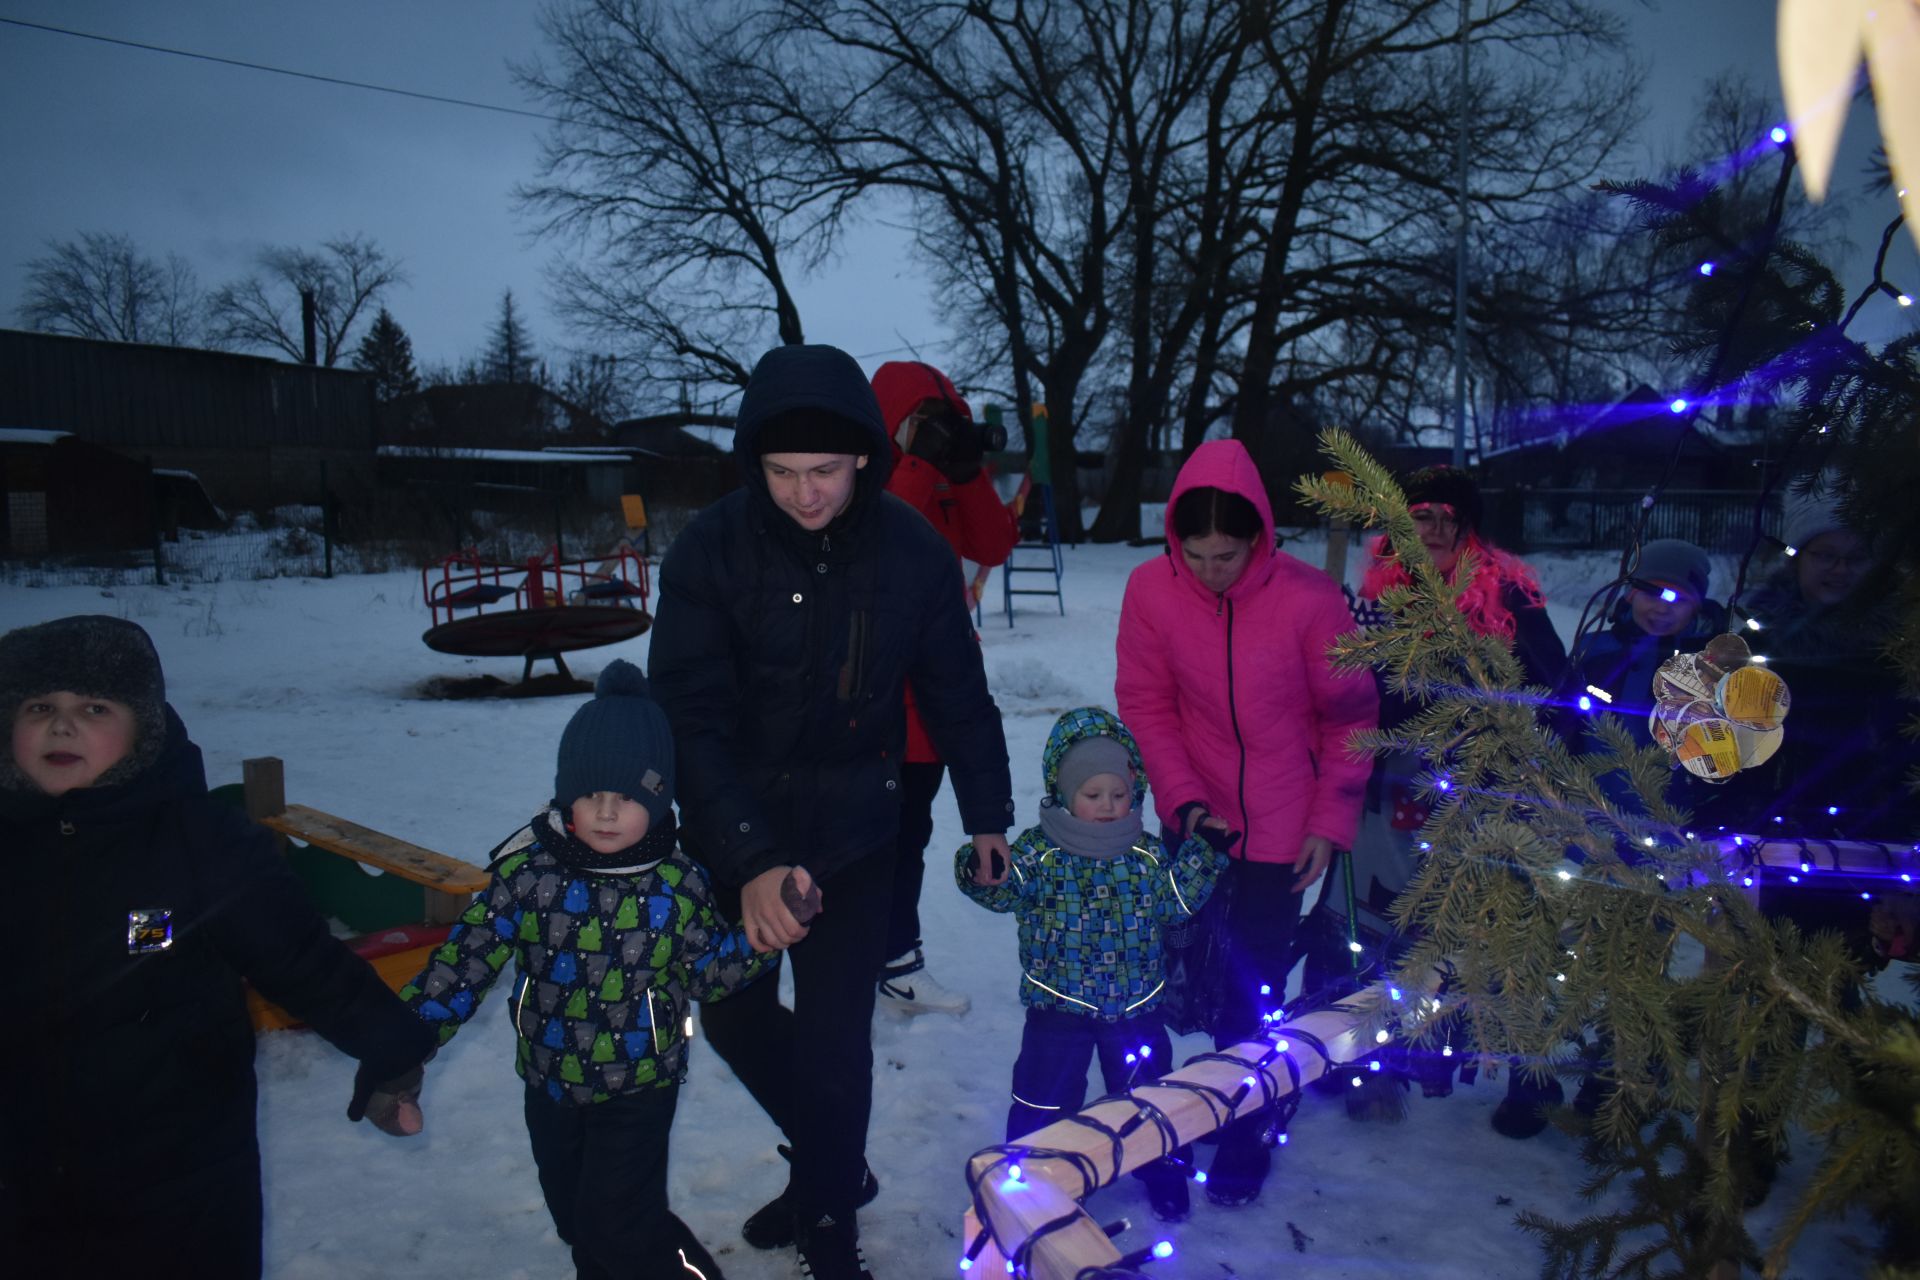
left=1779, top=0, right=1920, bottom=249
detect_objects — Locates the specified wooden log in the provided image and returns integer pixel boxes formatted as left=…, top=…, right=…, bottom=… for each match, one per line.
left=962, top=984, right=1418, bottom=1279
left=256, top=804, right=489, bottom=897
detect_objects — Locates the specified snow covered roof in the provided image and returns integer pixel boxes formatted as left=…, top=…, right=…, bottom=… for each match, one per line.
left=0, top=428, right=74, bottom=446
left=376, top=445, right=629, bottom=466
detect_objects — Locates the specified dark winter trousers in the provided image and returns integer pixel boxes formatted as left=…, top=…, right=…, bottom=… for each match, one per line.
left=883, top=761, right=947, bottom=962
left=1006, top=1007, right=1174, bottom=1140
left=701, top=845, right=895, bottom=1223
left=6, top=1148, right=264, bottom=1280
left=523, top=1083, right=722, bottom=1280
left=1213, top=860, right=1306, bottom=1146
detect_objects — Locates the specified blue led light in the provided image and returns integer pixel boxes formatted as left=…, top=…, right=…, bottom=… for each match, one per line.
left=1153, top=1241, right=1175, bottom=1260
left=1698, top=261, right=1715, bottom=276
left=1369, top=1060, right=1383, bottom=1072
left=1827, top=805, right=1840, bottom=816
left=1770, top=125, right=1789, bottom=144
left=1577, top=694, right=1592, bottom=711
left=1659, top=588, right=1678, bottom=603
left=1669, top=398, right=1689, bottom=413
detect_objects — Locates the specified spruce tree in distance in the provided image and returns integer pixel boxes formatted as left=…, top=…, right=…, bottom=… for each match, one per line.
left=353, top=308, right=420, bottom=402
left=482, top=288, right=537, bottom=384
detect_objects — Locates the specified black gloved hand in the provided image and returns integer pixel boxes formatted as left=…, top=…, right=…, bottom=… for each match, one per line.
left=964, top=846, right=1008, bottom=881
left=348, top=1055, right=429, bottom=1136
left=1196, top=824, right=1241, bottom=856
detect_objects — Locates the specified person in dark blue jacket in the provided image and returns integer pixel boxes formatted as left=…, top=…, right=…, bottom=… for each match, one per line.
left=0, top=616, right=435, bottom=1280
left=1570, top=538, right=1726, bottom=754
left=649, top=343, right=1015, bottom=1280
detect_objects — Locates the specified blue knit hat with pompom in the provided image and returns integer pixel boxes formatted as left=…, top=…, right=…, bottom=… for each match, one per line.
left=553, top=660, right=675, bottom=826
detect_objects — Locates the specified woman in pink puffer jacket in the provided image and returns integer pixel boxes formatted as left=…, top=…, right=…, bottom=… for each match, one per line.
left=1115, top=438, right=1377, bottom=1205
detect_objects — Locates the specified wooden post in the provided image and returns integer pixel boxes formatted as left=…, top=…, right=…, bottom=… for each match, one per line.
left=1325, top=521, right=1351, bottom=583
left=242, top=757, right=288, bottom=853
left=423, top=888, right=469, bottom=926
left=1322, top=470, right=1354, bottom=584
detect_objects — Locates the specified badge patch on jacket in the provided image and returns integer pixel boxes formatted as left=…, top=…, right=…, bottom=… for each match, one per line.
left=127, top=908, right=174, bottom=954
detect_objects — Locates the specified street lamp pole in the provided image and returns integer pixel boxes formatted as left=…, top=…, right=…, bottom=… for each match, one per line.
left=1452, top=0, right=1470, bottom=469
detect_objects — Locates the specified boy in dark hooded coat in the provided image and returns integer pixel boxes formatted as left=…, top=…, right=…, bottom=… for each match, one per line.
left=0, top=615, right=434, bottom=1279
left=649, top=343, right=1015, bottom=1279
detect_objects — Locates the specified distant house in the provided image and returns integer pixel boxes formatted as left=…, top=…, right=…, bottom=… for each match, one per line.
left=1477, top=386, right=1752, bottom=492
left=609, top=417, right=729, bottom=458
left=0, top=327, right=378, bottom=510
left=0, top=428, right=226, bottom=557
left=382, top=383, right=610, bottom=451
left=1475, top=388, right=1776, bottom=552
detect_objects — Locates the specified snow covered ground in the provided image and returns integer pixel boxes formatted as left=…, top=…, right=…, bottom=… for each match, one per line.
left=2, top=533, right=1897, bottom=1279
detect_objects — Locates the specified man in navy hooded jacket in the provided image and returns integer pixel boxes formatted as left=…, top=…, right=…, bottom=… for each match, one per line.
left=650, top=343, right=1013, bottom=1277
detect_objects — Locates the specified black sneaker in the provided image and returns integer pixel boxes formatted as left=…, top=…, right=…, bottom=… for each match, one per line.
left=1491, top=1071, right=1565, bottom=1140
left=796, top=1213, right=874, bottom=1280
left=1203, top=1135, right=1271, bottom=1207
left=741, top=1147, right=881, bottom=1250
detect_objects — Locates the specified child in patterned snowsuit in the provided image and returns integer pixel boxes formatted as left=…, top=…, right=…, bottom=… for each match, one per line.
left=955, top=707, right=1229, bottom=1223
left=389, top=660, right=772, bottom=1280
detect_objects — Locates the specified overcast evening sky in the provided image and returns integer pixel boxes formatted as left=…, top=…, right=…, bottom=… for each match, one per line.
left=1, top=1, right=1913, bottom=403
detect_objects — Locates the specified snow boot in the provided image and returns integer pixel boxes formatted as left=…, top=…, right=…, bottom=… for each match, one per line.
left=876, top=947, right=971, bottom=1016
left=1203, top=1128, right=1271, bottom=1207
left=742, top=1146, right=880, bottom=1250
left=1133, top=1147, right=1193, bottom=1223
left=1491, top=1068, right=1564, bottom=1140
left=795, top=1212, right=875, bottom=1280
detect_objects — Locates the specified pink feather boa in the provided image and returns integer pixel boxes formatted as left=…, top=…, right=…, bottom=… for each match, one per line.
left=1359, top=531, right=1545, bottom=642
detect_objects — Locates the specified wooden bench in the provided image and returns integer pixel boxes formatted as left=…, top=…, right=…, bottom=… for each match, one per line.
left=242, top=757, right=489, bottom=925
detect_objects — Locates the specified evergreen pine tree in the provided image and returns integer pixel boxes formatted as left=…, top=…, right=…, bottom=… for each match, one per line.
left=482, top=289, right=537, bottom=384
left=352, top=307, right=420, bottom=402
left=1300, top=415, right=1920, bottom=1278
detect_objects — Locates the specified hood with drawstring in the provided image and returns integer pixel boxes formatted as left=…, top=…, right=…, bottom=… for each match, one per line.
left=1116, top=439, right=1378, bottom=860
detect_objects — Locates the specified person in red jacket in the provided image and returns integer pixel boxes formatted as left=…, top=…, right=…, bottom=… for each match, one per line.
left=1115, top=438, right=1379, bottom=1206
left=869, top=360, right=1019, bottom=1016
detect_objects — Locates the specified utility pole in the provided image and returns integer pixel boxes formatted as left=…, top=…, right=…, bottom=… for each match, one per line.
left=1452, top=0, right=1470, bottom=469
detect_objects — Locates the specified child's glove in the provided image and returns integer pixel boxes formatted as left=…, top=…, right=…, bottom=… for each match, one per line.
left=348, top=1055, right=430, bottom=1136
left=1195, top=824, right=1241, bottom=856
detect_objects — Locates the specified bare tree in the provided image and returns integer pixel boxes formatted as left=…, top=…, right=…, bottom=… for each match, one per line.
left=17, top=231, right=204, bottom=345
left=517, top=0, right=859, bottom=408
left=522, top=0, right=1647, bottom=536
left=206, top=234, right=403, bottom=366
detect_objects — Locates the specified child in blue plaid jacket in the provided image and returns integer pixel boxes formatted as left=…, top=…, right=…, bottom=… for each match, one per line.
left=956, top=706, right=1227, bottom=1222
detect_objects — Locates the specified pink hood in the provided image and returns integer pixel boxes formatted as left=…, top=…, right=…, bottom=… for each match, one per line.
left=1161, top=439, right=1279, bottom=603
left=1116, top=440, right=1378, bottom=861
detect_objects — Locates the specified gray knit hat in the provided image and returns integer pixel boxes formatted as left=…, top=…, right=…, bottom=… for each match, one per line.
left=1782, top=491, right=1848, bottom=552
left=1055, top=735, right=1133, bottom=808
left=553, top=659, right=675, bottom=827
left=0, top=615, right=170, bottom=790
left=1633, top=539, right=1710, bottom=599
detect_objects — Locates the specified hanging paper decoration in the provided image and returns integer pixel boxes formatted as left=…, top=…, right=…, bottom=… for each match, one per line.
left=1648, top=634, right=1791, bottom=782
left=1777, top=0, right=1920, bottom=254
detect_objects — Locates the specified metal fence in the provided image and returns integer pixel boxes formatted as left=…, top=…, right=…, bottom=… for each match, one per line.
left=1492, top=488, right=1779, bottom=556
left=1, top=489, right=649, bottom=588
